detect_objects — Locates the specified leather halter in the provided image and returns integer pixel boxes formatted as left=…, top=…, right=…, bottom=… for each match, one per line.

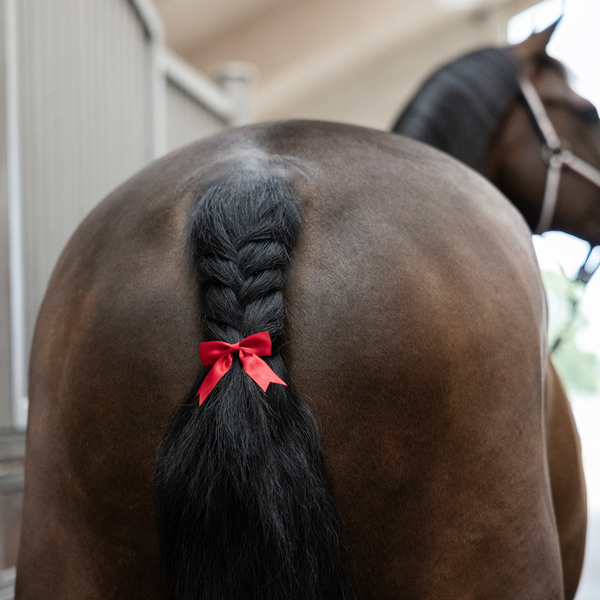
left=518, top=76, right=600, bottom=235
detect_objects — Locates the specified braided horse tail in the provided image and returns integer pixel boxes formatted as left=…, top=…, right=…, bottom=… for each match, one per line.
left=156, top=169, right=350, bottom=600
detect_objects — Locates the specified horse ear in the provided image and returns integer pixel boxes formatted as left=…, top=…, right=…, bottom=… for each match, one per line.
left=511, top=18, right=561, bottom=67
left=534, top=18, right=561, bottom=48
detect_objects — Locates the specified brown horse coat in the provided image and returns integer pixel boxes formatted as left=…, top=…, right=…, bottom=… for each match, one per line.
left=17, top=121, right=562, bottom=599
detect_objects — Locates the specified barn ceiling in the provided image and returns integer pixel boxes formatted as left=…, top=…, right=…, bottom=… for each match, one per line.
left=154, top=0, right=538, bottom=127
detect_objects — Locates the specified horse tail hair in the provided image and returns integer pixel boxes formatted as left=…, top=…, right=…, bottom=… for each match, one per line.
left=156, top=169, right=351, bottom=600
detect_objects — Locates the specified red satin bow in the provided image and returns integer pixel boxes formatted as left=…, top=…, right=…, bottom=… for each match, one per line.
left=196, top=331, right=287, bottom=405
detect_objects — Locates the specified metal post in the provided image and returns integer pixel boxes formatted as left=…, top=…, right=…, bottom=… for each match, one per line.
left=5, top=0, right=27, bottom=430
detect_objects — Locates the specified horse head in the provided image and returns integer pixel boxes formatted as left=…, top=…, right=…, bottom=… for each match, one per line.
left=393, top=22, right=600, bottom=247
left=489, top=23, right=600, bottom=244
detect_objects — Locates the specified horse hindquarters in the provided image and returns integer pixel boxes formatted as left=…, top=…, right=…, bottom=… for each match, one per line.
left=17, top=121, right=567, bottom=600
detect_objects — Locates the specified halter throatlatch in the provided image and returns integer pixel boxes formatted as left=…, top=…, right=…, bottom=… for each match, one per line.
left=518, top=76, right=600, bottom=235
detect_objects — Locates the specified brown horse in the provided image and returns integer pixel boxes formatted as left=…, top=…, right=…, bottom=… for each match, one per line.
left=393, top=24, right=597, bottom=599
left=18, top=120, right=564, bottom=599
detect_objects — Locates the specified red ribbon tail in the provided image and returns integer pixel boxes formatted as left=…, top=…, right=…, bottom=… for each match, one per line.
left=196, top=353, right=233, bottom=405
left=239, top=351, right=287, bottom=392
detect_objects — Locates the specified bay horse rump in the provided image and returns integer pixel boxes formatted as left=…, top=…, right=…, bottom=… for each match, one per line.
left=17, top=121, right=561, bottom=599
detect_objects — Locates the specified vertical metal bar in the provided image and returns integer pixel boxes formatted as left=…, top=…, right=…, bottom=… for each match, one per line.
left=216, top=62, right=257, bottom=127
left=128, top=0, right=168, bottom=159
left=151, top=39, right=168, bottom=159
left=5, top=0, right=27, bottom=430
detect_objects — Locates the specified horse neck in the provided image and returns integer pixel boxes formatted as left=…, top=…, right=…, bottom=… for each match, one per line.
left=476, top=101, right=545, bottom=231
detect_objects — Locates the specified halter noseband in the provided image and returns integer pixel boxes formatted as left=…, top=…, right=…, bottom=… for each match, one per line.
left=518, top=76, right=600, bottom=235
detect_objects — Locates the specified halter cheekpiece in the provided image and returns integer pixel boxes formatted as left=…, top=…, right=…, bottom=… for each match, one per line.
left=518, top=76, right=600, bottom=236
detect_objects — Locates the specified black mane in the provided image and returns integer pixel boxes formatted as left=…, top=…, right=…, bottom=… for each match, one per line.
left=392, top=47, right=520, bottom=169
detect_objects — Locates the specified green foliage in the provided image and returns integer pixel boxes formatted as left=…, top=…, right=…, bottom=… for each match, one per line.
left=542, top=270, right=600, bottom=395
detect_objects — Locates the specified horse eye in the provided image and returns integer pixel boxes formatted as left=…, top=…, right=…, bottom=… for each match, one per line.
left=576, top=105, right=600, bottom=125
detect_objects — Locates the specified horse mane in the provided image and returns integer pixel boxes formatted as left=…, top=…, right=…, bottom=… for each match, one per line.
left=392, top=47, right=521, bottom=169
